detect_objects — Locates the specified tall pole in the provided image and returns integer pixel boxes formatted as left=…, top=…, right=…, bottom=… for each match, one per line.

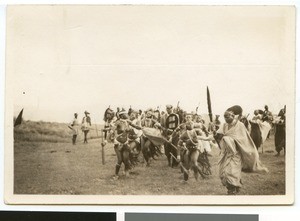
left=207, top=86, right=213, bottom=122
left=101, top=129, right=106, bottom=165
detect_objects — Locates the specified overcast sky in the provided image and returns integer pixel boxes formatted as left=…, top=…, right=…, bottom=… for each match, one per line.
left=7, top=6, right=295, bottom=123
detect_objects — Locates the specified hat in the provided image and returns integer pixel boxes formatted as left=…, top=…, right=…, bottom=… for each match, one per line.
left=84, top=111, right=90, bottom=114
left=258, top=109, right=264, bottom=115
left=226, top=105, right=243, bottom=116
left=166, top=105, right=173, bottom=109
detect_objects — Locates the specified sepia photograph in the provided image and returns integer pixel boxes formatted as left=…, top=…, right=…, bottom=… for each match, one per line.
left=5, top=5, right=295, bottom=204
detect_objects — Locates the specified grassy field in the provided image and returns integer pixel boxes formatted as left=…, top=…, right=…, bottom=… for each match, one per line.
left=14, top=120, right=102, bottom=143
left=13, top=121, right=285, bottom=195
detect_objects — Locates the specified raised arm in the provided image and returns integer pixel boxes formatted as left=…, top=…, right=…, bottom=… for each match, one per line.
left=127, top=119, right=142, bottom=130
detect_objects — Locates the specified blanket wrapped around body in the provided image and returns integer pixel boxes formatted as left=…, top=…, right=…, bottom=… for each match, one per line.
left=218, top=121, right=268, bottom=187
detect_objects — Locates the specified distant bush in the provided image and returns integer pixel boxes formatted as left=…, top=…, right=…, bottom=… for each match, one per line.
left=14, top=120, right=103, bottom=143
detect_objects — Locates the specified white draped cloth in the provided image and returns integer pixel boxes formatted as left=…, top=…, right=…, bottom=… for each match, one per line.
left=217, top=120, right=269, bottom=187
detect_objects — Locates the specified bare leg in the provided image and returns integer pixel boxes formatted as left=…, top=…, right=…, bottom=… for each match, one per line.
left=114, top=144, right=123, bottom=178
left=72, top=135, right=77, bottom=145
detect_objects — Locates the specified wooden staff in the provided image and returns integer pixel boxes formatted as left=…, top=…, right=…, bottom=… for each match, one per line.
left=170, top=152, right=189, bottom=175
left=95, top=124, right=99, bottom=137
left=195, top=102, right=200, bottom=114
left=101, top=129, right=106, bottom=165
left=162, top=137, right=178, bottom=150
left=207, top=86, right=213, bottom=123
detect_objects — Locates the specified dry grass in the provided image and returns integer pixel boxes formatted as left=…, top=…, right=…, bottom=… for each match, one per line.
left=14, top=130, right=285, bottom=196
left=14, top=120, right=102, bottom=143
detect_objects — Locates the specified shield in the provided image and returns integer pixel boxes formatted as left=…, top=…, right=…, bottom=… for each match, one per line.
left=142, top=128, right=167, bottom=146
left=165, top=113, right=179, bottom=130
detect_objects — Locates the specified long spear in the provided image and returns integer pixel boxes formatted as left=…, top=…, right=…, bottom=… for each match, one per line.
left=170, top=152, right=189, bottom=175
left=195, top=102, right=200, bottom=114
left=206, top=87, right=220, bottom=150
left=101, top=129, right=106, bottom=165
left=207, top=86, right=213, bottom=122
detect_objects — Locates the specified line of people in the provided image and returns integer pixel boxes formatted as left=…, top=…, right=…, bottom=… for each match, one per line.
left=240, top=105, right=286, bottom=156
left=102, top=105, right=221, bottom=181
left=69, top=111, right=92, bottom=145
left=69, top=104, right=285, bottom=195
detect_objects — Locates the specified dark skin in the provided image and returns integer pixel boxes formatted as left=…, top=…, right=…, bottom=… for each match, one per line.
left=224, top=112, right=234, bottom=124
left=221, top=112, right=242, bottom=194
left=166, top=108, right=172, bottom=115
left=213, top=112, right=235, bottom=148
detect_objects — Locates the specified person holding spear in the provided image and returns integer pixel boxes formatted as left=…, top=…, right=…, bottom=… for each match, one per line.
left=175, top=114, right=214, bottom=181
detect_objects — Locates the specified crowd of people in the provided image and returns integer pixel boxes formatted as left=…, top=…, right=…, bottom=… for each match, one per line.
left=68, top=104, right=286, bottom=195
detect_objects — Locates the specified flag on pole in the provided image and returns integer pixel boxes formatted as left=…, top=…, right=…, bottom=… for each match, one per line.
left=14, top=108, right=24, bottom=127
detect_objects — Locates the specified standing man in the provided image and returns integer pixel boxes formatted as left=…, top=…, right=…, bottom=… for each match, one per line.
left=111, top=110, right=131, bottom=179
left=116, top=107, right=121, bottom=120
left=160, top=104, right=180, bottom=167
left=127, top=110, right=143, bottom=164
left=177, top=119, right=214, bottom=181
left=194, top=114, right=206, bottom=130
left=82, top=111, right=91, bottom=144
left=253, top=110, right=263, bottom=121
left=274, top=107, right=286, bottom=156
left=70, top=113, right=80, bottom=145
left=140, top=108, right=163, bottom=162
left=214, top=107, right=268, bottom=195
left=128, top=109, right=143, bottom=143
left=160, top=104, right=173, bottom=128
left=263, top=105, right=273, bottom=122
left=141, top=108, right=160, bottom=128
left=263, top=105, right=273, bottom=138
left=103, top=107, right=115, bottom=141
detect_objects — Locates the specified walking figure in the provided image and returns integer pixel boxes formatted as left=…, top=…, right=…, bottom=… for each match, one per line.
left=70, top=113, right=80, bottom=145
left=82, top=111, right=91, bottom=144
